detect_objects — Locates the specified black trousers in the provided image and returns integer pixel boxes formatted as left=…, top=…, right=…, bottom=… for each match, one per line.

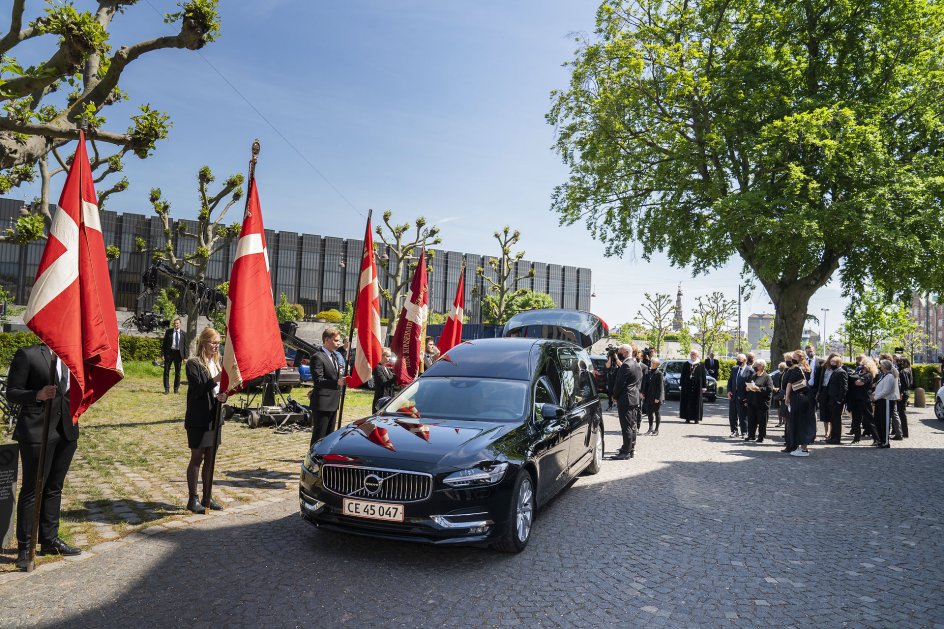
left=874, top=399, right=892, bottom=446
left=826, top=399, right=844, bottom=441
left=849, top=398, right=873, bottom=440
left=747, top=404, right=769, bottom=440
left=897, top=397, right=909, bottom=438
left=616, top=401, right=639, bottom=454
left=729, top=397, right=747, bottom=434
left=163, top=350, right=182, bottom=392
left=17, top=426, right=77, bottom=548
left=646, top=405, right=661, bottom=431
left=310, top=408, right=338, bottom=448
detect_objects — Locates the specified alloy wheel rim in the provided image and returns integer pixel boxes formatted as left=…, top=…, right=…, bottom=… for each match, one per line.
left=516, top=478, right=534, bottom=542
left=937, top=400, right=944, bottom=420
left=594, top=431, right=603, bottom=468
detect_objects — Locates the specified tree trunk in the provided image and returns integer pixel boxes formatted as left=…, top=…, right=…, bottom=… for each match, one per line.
left=769, top=284, right=816, bottom=363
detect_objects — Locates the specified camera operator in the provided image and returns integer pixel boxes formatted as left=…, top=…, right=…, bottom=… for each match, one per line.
left=604, top=345, right=621, bottom=410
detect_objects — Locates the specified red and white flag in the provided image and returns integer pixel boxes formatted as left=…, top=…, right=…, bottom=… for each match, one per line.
left=347, top=217, right=383, bottom=388
left=436, top=272, right=464, bottom=354
left=391, top=247, right=428, bottom=386
left=220, top=176, right=285, bottom=393
left=23, top=131, right=123, bottom=422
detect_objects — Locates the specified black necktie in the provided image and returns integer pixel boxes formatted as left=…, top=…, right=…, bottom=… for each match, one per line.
left=59, top=360, right=68, bottom=393
left=332, top=353, right=339, bottom=375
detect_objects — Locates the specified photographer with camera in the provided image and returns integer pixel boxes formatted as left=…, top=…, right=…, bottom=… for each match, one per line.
left=162, top=317, right=188, bottom=395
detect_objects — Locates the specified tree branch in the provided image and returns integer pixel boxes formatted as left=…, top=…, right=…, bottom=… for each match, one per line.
left=0, top=0, right=36, bottom=56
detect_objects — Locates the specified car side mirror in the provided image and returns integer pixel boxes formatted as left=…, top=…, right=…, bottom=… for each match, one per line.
left=540, top=403, right=565, bottom=422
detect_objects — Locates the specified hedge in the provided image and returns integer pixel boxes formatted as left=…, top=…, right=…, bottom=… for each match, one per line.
left=1, top=332, right=163, bottom=371
left=912, top=364, right=941, bottom=391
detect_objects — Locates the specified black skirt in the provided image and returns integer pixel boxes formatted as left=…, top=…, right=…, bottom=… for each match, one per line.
left=187, top=426, right=219, bottom=449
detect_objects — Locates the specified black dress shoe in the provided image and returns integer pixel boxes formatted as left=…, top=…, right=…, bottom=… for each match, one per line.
left=15, top=548, right=29, bottom=571
left=755, top=438, right=764, bottom=443
left=205, top=498, right=224, bottom=511
left=851, top=438, right=860, bottom=444
left=613, top=451, right=632, bottom=460
left=825, top=439, right=841, bottom=445
left=39, top=538, right=81, bottom=557
left=891, top=435, right=903, bottom=441
left=652, top=430, right=659, bottom=436
left=187, top=495, right=203, bottom=513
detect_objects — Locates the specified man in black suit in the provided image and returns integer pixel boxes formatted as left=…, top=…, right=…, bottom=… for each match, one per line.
left=6, top=345, right=82, bottom=570
left=372, top=348, right=395, bottom=412
left=805, top=345, right=824, bottom=421
left=703, top=352, right=720, bottom=380
left=612, top=344, right=643, bottom=460
left=162, top=317, right=187, bottom=394
left=308, top=326, right=346, bottom=448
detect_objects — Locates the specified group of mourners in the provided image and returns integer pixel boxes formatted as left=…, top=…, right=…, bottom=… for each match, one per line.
left=725, top=346, right=913, bottom=456
left=604, top=342, right=915, bottom=462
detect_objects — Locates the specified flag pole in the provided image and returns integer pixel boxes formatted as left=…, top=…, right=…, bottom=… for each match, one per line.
left=203, top=138, right=260, bottom=514
left=418, top=249, right=430, bottom=376
left=26, top=351, right=59, bottom=572
left=337, top=208, right=372, bottom=431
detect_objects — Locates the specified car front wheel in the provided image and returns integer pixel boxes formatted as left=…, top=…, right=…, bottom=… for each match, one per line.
left=584, top=429, right=603, bottom=476
left=936, top=397, right=944, bottom=421
left=495, top=470, right=535, bottom=553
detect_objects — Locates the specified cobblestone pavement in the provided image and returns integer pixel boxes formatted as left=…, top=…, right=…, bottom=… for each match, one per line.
left=1, top=400, right=943, bottom=628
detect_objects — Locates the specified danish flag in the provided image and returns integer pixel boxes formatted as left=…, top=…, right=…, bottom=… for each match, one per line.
left=347, top=217, right=383, bottom=388
left=391, top=247, right=428, bottom=386
left=220, top=176, right=285, bottom=393
left=24, top=131, right=123, bottom=422
left=436, top=272, right=464, bottom=354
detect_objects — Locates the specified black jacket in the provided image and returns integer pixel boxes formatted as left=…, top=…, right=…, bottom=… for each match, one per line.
left=613, top=359, right=643, bottom=407
left=162, top=328, right=188, bottom=358
left=745, top=371, right=774, bottom=408
left=641, top=369, right=664, bottom=413
left=848, top=369, right=873, bottom=403
left=309, top=349, right=343, bottom=412
left=185, top=359, right=219, bottom=431
left=371, top=363, right=395, bottom=411
left=824, top=368, right=848, bottom=404
left=703, top=358, right=719, bottom=380
left=6, top=345, right=77, bottom=443
left=899, top=367, right=913, bottom=399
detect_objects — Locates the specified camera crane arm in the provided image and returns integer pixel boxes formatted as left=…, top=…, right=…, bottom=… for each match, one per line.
left=129, top=262, right=229, bottom=334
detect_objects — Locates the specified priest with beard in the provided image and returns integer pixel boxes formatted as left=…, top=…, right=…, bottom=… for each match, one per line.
left=680, top=349, right=706, bottom=423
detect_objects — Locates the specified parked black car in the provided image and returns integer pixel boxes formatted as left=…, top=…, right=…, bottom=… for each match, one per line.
left=659, top=360, right=718, bottom=402
left=299, top=337, right=604, bottom=553
left=589, top=355, right=609, bottom=396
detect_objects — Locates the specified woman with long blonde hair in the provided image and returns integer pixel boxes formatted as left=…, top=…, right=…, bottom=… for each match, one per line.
left=184, top=327, right=228, bottom=513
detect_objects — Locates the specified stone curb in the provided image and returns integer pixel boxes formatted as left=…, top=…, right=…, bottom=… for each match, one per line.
left=0, top=487, right=295, bottom=586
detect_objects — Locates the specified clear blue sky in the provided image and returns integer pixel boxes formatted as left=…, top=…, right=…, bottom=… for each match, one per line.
left=14, top=0, right=849, bottom=338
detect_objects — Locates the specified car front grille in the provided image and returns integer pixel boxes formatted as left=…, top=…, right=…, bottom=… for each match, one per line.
left=322, top=465, right=432, bottom=502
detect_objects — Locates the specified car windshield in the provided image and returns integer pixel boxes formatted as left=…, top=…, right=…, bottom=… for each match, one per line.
left=383, top=377, right=529, bottom=422
left=663, top=361, right=684, bottom=374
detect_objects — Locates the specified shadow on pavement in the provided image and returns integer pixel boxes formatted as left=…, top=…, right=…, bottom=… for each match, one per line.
left=61, top=499, right=183, bottom=524
left=13, top=441, right=944, bottom=628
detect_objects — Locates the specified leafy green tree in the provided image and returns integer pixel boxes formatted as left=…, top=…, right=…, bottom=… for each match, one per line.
left=208, top=281, right=228, bottom=335
left=689, top=292, right=736, bottom=357
left=842, top=289, right=911, bottom=355
left=0, top=283, right=22, bottom=323
left=505, top=290, right=556, bottom=320
left=478, top=226, right=535, bottom=325
left=548, top=0, right=944, bottom=362
left=0, top=0, right=222, bottom=237
left=635, top=292, right=675, bottom=355
left=154, top=288, right=178, bottom=321
left=676, top=325, right=692, bottom=355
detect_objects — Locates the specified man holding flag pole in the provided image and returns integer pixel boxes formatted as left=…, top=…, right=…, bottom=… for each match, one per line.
left=7, top=130, right=124, bottom=572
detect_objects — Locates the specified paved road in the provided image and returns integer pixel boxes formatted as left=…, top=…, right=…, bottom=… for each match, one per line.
left=2, top=400, right=944, bottom=628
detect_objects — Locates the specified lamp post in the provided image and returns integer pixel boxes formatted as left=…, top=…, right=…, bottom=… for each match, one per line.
left=737, top=285, right=743, bottom=353
left=820, top=307, right=829, bottom=351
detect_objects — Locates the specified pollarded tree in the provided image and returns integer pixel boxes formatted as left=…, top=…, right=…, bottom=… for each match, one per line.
left=636, top=292, right=675, bottom=355
left=478, top=226, right=535, bottom=325
left=374, top=210, right=441, bottom=319
left=689, top=292, right=736, bottom=357
left=142, top=166, right=242, bottom=351
left=549, top=0, right=944, bottom=362
left=0, top=0, right=221, bottom=237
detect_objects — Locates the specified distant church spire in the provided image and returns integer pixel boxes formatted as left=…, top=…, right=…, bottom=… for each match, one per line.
left=672, top=284, right=684, bottom=331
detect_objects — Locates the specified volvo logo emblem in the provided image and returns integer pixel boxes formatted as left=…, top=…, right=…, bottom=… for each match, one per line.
left=363, top=474, right=383, bottom=495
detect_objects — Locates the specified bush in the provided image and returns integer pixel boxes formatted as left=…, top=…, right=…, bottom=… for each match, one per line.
left=912, top=363, right=941, bottom=391
left=314, top=309, right=343, bottom=323
left=0, top=331, right=41, bottom=370
left=717, top=359, right=736, bottom=383
left=118, top=335, right=163, bottom=361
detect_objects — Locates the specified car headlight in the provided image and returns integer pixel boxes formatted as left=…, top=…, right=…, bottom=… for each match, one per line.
left=443, top=462, right=509, bottom=488
left=303, top=452, right=320, bottom=475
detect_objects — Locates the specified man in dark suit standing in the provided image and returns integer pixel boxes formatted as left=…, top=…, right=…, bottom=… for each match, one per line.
left=703, top=352, right=720, bottom=381
left=728, top=353, right=750, bottom=437
left=308, top=326, right=346, bottom=448
left=6, top=344, right=82, bottom=570
left=372, top=348, right=395, bottom=412
left=823, top=355, right=848, bottom=444
left=162, top=317, right=186, bottom=394
left=612, top=344, right=643, bottom=460
left=805, top=344, right=824, bottom=421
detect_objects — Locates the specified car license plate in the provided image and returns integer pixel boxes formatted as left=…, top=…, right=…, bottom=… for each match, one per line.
left=342, top=498, right=404, bottom=522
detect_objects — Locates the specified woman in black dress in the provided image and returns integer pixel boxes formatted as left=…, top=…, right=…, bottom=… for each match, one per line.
left=745, top=359, right=774, bottom=443
left=784, top=350, right=816, bottom=457
left=184, top=327, right=228, bottom=513
left=848, top=356, right=876, bottom=443
left=642, top=357, right=665, bottom=435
